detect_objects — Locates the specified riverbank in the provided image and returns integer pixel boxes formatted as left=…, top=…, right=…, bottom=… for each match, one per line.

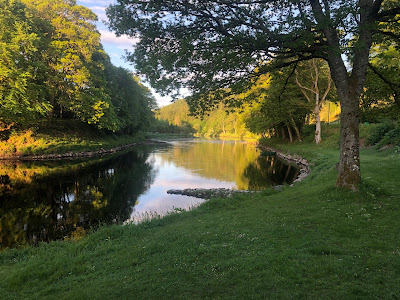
left=2, top=139, right=165, bottom=161
left=0, top=120, right=154, bottom=159
left=1, top=139, right=400, bottom=298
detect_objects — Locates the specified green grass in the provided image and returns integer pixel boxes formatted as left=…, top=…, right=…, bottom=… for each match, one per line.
left=1, top=126, right=400, bottom=299
left=0, top=120, right=145, bottom=157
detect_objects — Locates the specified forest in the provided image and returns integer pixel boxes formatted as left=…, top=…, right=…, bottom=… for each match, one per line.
left=108, top=0, right=400, bottom=190
left=0, top=0, right=155, bottom=134
left=153, top=68, right=343, bottom=142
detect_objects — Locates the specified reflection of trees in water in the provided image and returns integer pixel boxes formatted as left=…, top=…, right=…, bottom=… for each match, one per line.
left=242, top=156, right=300, bottom=190
left=158, top=141, right=299, bottom=190
left=159, top=141, right=259, bottom=189
left=0, top=149, right=156, bottom=249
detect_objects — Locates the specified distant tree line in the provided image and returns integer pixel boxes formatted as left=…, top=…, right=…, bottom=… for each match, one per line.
left=0, top=0, right=156, bottom=133
left=153, top=99, right=258, bottom=139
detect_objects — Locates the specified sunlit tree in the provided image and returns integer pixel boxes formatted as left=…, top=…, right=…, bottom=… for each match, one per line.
left=0, top=0, right=51, bottom=127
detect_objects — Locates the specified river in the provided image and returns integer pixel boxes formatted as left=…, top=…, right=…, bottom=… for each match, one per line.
left=0, top=139, right=299, bottom=249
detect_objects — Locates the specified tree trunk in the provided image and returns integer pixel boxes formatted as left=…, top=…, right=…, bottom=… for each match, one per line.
left=394, top=92, right=400, bottom=110
left=327, top=54, right=362, bottom=190
left=309, top=0, right=379, bottom=190
left=48, top=93, right=55, bottom=122
left=336, top=89, right=361, bottom=190
left=290, top=113, right=302, bottom=142
left=286, top=124, right=293, bottom=143
left=281, top=126, right=287, bottom=141
left=314, top=105, right=322, bottom=144
left=324, top=51, right=362, bottom=190
left=274, top=127, right=279, bottom=139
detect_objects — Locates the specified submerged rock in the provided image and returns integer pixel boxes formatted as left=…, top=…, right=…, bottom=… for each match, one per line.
left=167, top=188, right=257, bottom=199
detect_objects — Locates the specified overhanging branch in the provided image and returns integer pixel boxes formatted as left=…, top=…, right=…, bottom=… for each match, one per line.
left=368, top=62, right=400, bottom=95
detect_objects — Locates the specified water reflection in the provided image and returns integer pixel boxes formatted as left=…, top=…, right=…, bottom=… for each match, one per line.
left=0, top=140, right=299, bottom=249
left=155, top=140, right=298, bottom=190
left=244, top=156, right=300, bottom=189
left=0, top=149, right=156, bottom=249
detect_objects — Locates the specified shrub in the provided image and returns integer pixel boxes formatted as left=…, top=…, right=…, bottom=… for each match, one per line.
left=376, top=125, right=400, bottom=148
left=365, top=121, right=396, bottom=146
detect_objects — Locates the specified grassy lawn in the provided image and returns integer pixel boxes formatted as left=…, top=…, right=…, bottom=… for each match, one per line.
left=1, top=128, right=400, bottom=299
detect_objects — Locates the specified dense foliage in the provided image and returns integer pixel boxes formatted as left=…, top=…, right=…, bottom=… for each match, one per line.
left=0, top=0, right=155, bottom=133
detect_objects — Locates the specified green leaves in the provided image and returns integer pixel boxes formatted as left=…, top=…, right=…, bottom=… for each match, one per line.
left=0, top=0, right=155, bottom=133
left=0, top=0, right=50, bottom=124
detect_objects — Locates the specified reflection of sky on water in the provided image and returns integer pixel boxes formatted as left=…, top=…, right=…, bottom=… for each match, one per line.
left=128, top=152, right=235, bottom=223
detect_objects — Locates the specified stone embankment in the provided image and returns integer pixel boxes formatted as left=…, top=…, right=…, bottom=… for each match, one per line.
left=3, top=140, right=166, bottom=161
left=167, top=144, right=311, bottom=199
left=167, top=188, right=257, bottom=199
left=258, top=145, right=311, bottom=184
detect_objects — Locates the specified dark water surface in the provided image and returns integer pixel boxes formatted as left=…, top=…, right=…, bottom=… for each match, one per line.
left=0, top=139, right=299, bottom=249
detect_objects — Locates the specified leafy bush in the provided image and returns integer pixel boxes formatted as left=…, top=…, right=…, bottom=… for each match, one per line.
left=365, top=121, right=397, bottom=146
left=376, top=126, right=400, bottom=148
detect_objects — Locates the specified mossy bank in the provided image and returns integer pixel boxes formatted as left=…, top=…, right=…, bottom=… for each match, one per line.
left=0, top=120, right=151, bottom=159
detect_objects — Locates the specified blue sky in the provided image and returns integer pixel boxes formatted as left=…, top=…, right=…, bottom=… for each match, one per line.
left=76, top=0, right=174, bottom=107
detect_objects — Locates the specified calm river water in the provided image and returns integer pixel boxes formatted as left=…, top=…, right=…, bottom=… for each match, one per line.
left=0, top=139, right=299, bottom=249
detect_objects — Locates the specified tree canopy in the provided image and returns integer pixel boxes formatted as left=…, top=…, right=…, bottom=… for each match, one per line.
left=0, top=0, right=155, bottom=134
left=107, top=0, right=400, bottom=189
left=0, top=0, right=50, bottom=125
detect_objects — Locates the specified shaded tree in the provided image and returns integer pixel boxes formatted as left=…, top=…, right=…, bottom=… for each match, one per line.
left=107, top=0, right=400, bottom=190
left=247, top=67, right=312, bottom=142
left=104, top=63, right=157, bottom=133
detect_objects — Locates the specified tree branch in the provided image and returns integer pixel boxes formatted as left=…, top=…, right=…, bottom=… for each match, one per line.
left=377, top=29, right=400, bottom=40
left=368, top=62, right=400, bottom=95
left=377, top=7, right=400, bottom=21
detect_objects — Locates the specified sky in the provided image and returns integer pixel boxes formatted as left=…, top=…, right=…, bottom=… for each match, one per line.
left=76, top=0, right=177, bottom=107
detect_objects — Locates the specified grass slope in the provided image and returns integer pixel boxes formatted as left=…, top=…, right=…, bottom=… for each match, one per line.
left=1, top=136, right=400, bottom=299
left=0, top=120, right=145, bottom=157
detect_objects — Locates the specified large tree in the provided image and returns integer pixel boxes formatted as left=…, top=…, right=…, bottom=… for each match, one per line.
left=107, top=0, right=400, bottom=190
left=23, top=0, right=119, bottom=130
left=0, top=0, right=50, bottom=126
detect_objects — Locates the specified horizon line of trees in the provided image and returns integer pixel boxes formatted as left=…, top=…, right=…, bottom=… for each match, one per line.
left=0, top=0, right=156, bottom=134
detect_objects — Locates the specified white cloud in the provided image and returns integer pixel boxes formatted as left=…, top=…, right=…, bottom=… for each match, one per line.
left=99, top=30, right=139, bottom=49
left=78, top=0, right=111, bottom=6
left=89, top=6, right=107, bottom=21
